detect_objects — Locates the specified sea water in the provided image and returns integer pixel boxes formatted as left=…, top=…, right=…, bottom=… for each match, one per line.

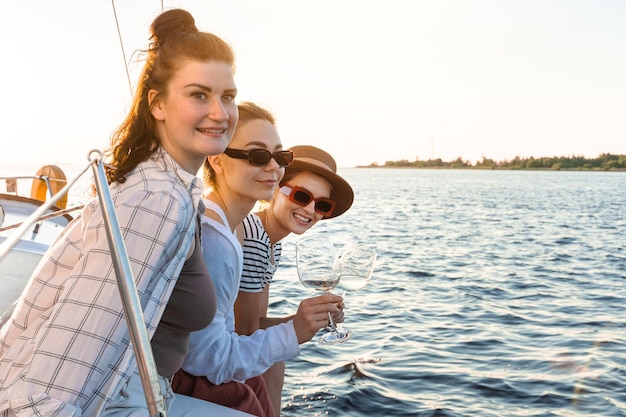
left=271, top=168, right=626, bottom=417
left=4, top=165, right=624, bottom=416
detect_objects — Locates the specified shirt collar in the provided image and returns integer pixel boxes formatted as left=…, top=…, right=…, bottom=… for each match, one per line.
left=155, top=147, right=204, bottom=209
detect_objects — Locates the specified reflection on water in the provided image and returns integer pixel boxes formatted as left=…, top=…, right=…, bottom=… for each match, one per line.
left=273, top=168, right=626, bottom=417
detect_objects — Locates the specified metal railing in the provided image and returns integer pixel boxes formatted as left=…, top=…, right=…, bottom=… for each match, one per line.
left=0, top=175, right=65, bottom=198
left=0, top=150, right=167, bottom=417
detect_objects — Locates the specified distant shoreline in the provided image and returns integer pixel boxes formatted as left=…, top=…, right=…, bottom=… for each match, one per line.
left=357, top=153, right=626, bottom=171
left=356, top=165, right=626, bottom=172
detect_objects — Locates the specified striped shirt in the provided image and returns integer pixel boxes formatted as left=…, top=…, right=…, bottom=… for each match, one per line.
left=240, top=213, right=282, bottom=293
left=0, top=148, right=203, bottom=417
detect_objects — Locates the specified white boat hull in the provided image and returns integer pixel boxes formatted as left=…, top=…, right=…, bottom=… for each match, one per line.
left=0, top=194, right=73, bottom=313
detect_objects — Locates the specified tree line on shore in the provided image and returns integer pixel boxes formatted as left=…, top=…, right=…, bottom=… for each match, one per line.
left=364, top=153, right=626, bottom=171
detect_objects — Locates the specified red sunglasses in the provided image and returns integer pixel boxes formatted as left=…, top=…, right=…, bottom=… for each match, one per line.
left=279, top=185, right=336, bottom=217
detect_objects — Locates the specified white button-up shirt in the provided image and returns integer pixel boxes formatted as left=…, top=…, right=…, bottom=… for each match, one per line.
left=181, top=201, right=299, bottom=385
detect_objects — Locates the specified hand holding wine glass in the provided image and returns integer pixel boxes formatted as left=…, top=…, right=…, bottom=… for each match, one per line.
left=295, top=234, right=350, bottom=344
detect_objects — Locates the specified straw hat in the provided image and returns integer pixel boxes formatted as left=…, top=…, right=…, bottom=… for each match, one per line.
left=285, top=145, right=354, bottom=218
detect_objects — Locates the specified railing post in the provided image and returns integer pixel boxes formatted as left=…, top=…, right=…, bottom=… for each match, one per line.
left=90, top=151, right=167, bottom=417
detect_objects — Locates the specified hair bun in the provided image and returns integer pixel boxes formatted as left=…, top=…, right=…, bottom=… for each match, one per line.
left=150, top=8, right=198, bottom=46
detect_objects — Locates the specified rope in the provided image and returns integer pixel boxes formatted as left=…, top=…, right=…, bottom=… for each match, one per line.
left=111, top=0, right=133, bottom=96
left=0, top=205, right=84, bottom=233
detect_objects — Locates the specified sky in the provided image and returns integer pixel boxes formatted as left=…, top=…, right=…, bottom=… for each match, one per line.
left=1, top=0, right=625, bottom=168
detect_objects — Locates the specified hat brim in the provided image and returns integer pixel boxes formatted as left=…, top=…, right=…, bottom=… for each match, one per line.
left=286, top=160, right=353, bottom=218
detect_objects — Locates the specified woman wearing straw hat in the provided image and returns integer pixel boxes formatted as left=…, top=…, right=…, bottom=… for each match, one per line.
left=234, top=145, right=354, bottom=415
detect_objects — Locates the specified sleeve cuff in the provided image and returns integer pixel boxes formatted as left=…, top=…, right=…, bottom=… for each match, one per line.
left=268, top=320, right=300, bottom=363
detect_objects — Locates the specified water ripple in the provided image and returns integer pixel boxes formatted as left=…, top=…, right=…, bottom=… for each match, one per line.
left=275, top=169, right=626, bottom=416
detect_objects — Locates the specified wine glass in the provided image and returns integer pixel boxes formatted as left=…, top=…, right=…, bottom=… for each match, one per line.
left=294, top=234, right=351, bottom=344
left=335, top=243, right=377, bottom=338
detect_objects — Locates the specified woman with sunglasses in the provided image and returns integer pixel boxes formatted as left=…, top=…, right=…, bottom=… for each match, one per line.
left=171, top=104, right=344, bottom=417
left=235, top=145, right=354, bottom=415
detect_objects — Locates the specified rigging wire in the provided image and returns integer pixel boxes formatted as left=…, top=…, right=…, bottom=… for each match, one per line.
left=111, top=0, right=133, bottom=96
left=110, top=0, right=165, bottom=97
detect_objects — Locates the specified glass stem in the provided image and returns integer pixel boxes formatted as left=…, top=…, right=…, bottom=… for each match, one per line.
left=327, top=312, right=337, bottom=331
left=326, top=290, right=347, bottom=333
left=335, top=290, right=347, bottom=332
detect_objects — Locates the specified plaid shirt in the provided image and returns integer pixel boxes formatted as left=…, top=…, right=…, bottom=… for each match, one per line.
left=0, top=148, right=203, bottom=417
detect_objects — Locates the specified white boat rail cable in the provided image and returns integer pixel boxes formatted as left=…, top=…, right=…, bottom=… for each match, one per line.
left=0, top=164, right=90, bottom=261
left=0, top=205, right=85, bottom=233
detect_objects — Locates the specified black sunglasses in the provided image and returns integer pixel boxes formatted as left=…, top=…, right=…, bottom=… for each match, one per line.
left=223, top=148, right=294, bottom=168
left=279, top=184, right=336, bottom=217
